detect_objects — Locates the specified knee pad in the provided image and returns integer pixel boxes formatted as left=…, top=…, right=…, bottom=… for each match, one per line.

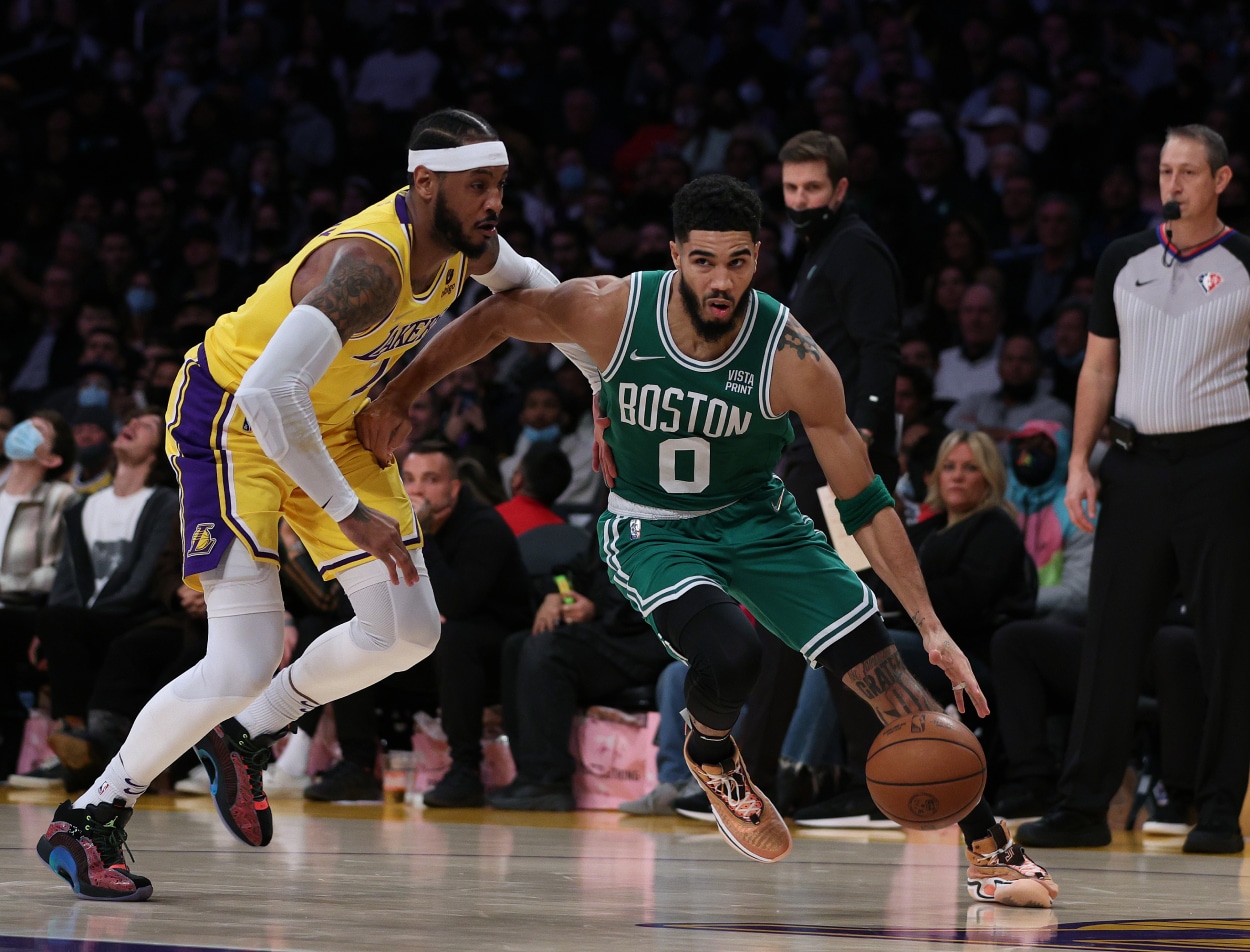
left=653, top=585, right=761, bottom=731
left=200, top=540, right=284, bottom=618
left=340, top=554, right=440, bottom=659
left=814, top=612, right=892, bottom=680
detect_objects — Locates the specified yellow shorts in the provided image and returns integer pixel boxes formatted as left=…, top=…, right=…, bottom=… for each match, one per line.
left=167, top=345, right=421, bottom=588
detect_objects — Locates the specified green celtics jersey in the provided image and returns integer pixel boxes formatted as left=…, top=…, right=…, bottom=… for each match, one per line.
left=599, top=270, right=794, bottom=511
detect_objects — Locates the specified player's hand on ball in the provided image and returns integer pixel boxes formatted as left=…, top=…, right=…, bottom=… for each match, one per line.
left=355, top=392, right=412, bottom=467
left=924, top=632, right=989, bottom=718
left=338, top=502, right=419, bottom=586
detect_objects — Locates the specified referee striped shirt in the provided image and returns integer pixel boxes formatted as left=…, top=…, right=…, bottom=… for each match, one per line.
left=1091, top=224, right=1250, bottom=434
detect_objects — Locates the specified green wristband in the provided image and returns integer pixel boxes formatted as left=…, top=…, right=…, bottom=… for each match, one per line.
left=834, top=475, right=893, bottom=534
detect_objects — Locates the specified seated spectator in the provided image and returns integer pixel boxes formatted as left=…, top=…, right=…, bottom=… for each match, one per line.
left=932, top=284, right=1004, bottom=403
left=305, top=443, right=532, bottom=805
left=67, top=405, right=114, bottom=494
left=0, top=409, right=77, bottom=777
left=1001, top=193, right=1085, bottom=334
left=793, top=430, right=1036, bottom=827
left=617, top=660, right=701, bottom=815
left=8, top=409, right=177, bottom=787
left=895, top=364, right=936, bottom=430
left=401, top=390, right=444, bottom=453
left=943, top=335, right=1073, bottom=450
left=896, top=424, right=948, bottom=526
left=1044, top=298, right=1089, bottom=407
left=489, top=536, right=672, bottom=811
left=1006, top=421, right=1092, bottom=624
left=496, top=442, right=573, bottom=537
left=498, top=380, right=594, bottom=507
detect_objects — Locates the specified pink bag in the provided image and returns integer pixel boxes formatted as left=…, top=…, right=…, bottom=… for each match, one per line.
left=16, top=710, right=54, bottom=775
left=409, top=712, right=516, bottom=793
left=570, top=707, right=659, bottom=810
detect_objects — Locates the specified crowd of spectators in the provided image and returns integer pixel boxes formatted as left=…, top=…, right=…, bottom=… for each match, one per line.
left=1, top=0, right=1242, bottom=820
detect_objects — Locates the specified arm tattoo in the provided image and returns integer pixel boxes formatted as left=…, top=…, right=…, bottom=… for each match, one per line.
left=842, top=646, right=942, bottom=724
left=305, top=252, right=399, bottom=341
left=777, top=317, right=824, bottom=361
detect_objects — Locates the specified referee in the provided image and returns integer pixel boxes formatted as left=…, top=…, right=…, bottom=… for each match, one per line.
left=1018, top=124, right=1250, bottom=854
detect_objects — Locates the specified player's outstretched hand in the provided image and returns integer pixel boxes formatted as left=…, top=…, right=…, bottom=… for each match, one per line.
left=924, top=631, right=990, bottom=718
left=591, top=392, right=616, bottom=488
left=338, top=502, right=419, bottom=586
left=355, top=392, right=412, bottom=467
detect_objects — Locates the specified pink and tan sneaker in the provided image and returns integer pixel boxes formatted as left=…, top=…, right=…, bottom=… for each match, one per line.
left=967, top=819, right=1060, bottom=908
left=683, top=733, right=791, bottom=863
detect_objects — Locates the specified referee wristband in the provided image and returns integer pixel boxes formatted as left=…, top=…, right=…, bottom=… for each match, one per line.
left=835, top=475, right=893, bottom=534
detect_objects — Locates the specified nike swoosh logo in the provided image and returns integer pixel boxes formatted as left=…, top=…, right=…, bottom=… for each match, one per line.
left=1135, top=279, right=1157, bottom=286
left=629, top=350, right=664, bottom=361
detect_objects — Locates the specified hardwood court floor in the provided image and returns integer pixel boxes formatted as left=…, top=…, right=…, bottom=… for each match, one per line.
left=3, top=788, right=1250, bottom=952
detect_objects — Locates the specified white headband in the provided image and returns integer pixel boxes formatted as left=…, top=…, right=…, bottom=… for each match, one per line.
left=407, top=141, right=509, bottom=173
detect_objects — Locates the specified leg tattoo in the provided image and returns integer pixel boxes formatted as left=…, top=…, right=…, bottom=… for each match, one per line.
left=842, top=646, right=943, bottom=725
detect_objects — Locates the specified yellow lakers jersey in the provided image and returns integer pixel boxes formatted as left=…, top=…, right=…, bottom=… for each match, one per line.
left=202, top=189, right=466, bottom=430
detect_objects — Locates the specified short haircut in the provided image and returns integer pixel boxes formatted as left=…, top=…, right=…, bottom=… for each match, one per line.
left=406, top=439, right=458, bottom=470
left=779, top=130, right=849, bottom=186
left=1165, top=123, right=1229, bottom=174
left=30, top=408, right=75, bottom=481
left=672, top=174, right=762, bottom=243
left=518, top=441, right=573, bottom=507
left=408, top=109, right=499, bottom=151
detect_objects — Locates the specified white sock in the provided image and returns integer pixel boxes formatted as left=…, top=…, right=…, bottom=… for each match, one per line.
left=274, top=723, right=312, bottom=777
left=236, top=666, right=320, bottom=737
left=75, top=754, right=147, bottom=810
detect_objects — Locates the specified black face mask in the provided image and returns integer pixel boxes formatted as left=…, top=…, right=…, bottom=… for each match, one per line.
left=1010, top=435, right=1058, bottom=487
left=787, top=205, right=832, bottom=232
left=76, top=441, right=112, bottom=472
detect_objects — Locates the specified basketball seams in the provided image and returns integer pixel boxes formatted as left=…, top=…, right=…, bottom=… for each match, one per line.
left=862, top=771, right=987, bottom=787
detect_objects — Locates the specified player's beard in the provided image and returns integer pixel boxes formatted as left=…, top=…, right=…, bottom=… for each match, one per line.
left=677, top=273, right=748, bottom=343
left=433, top=189, right=493, bottom=257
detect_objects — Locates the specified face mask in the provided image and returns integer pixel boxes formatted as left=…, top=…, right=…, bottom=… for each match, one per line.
left=78, top=384, right=111, bottom=408
left=76, top=441, right=112, bottom=470
left=126, top=286, right=156, bottom=314
left=557, top=165, right=586, bottom=192
left=787, top=206, right=831, bottom=231
left=1010, top=436, right=1058, bottom=487
left=5, top=420, right=44, bottom=461
left=523, top=424, right=561, bottom=444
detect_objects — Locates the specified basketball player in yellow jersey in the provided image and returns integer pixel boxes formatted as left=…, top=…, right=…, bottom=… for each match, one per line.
left=36, top=109, right=581, bottom=902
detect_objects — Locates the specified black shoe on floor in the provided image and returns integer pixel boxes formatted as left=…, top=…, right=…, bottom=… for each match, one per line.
left=793, top=785, right=899, bottom=829
left=673, top=790, right=715, bottom=822
left=487, top=779, right=575, bottom=812
left=422, top=763, right=485, bottom=808
left=303, top=760, right=382, bottom=803
left=1183, top=824, right=1245, bottom=854
left=993, top=781, right=1058, bottom=821
left=1015, top=809, right=1111, bottom=848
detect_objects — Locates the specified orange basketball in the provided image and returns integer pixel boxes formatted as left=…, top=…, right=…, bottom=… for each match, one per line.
left=865, top=711, right=987, bottom=830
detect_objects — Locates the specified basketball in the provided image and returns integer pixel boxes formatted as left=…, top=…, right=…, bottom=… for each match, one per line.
left=865, top=712, right=987, bottom=830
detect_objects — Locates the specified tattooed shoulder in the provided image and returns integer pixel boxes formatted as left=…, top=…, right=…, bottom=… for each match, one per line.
left=305, top=249, right=400, bottom=341
left=777, top=316, right=824, bottom=361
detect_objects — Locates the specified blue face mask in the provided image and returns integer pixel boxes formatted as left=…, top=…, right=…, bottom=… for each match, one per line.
left=523, top=424, right=562, bottom=444
left=5, top=420, right=44, bottom=461
left=78, top=384, right=111, bottom=408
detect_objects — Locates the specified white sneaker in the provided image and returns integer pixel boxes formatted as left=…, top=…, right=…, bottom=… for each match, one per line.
left=8, top=757, right=64, bottom=789
left=174, top=763, right=210, bottom=795
left=262, top=766, right=309, bottom=799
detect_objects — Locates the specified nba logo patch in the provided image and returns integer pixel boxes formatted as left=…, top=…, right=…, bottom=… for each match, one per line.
left=630, top=519, right=642, bottom=540
left=187, top=522, right=218, bottom=556
left=1198, top=272, right=1223, bottom=293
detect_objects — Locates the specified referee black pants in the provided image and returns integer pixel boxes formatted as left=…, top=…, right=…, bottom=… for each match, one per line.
left=1060, top=424, right=1250, bottom=828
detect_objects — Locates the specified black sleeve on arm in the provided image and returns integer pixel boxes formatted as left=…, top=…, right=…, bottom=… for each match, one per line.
left=1090, top=233, right=1153, bottom=338
left=829, top=240, right=901, bottom=432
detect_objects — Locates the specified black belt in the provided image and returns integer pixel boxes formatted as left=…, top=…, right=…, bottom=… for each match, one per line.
left=1135, top=419, right=1250, bottom=453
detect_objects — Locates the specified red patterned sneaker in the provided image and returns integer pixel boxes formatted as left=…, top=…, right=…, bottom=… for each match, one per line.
left=683, top=733, right=791, bottom=863
left=194, top=718, right=287, bottom=847
left=36, top=799, right=152, bottom=901
left=967, top=820, right=1059, bottom=907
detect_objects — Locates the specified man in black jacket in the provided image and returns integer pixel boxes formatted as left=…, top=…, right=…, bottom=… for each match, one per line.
left=725, top=131, right=903, bottom=819
left=488, top=536, right=672, bottom=811
left=307, top=441, right=532, bottom=804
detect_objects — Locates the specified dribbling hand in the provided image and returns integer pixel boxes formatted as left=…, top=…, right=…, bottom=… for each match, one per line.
left=924, top=633, right=990, bottom=718
left=338, top=502, right=420, bottom=586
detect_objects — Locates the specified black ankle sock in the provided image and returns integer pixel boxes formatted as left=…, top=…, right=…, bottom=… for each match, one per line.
left=687, top=730, right=734, bottom=767
left=959, top=799, right=1002, bottom=849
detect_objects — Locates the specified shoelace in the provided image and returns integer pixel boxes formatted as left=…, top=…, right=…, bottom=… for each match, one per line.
left=83, top=816, right=135, bottom=870
left=703, top=767, right=763, bottom=823
left=235, top=735, right=275, bottom=803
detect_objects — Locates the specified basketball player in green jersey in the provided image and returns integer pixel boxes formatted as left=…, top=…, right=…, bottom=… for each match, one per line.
left=358, top=175, right=1059, bottom=907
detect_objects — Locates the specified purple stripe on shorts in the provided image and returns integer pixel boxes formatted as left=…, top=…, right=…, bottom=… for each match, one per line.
left=170, top=346, right=234, bottom=577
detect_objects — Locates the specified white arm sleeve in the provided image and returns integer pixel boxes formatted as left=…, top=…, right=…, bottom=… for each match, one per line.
left=471, top=236, right=602, bottom=394
left=234, top=304, right=360, bottom=523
